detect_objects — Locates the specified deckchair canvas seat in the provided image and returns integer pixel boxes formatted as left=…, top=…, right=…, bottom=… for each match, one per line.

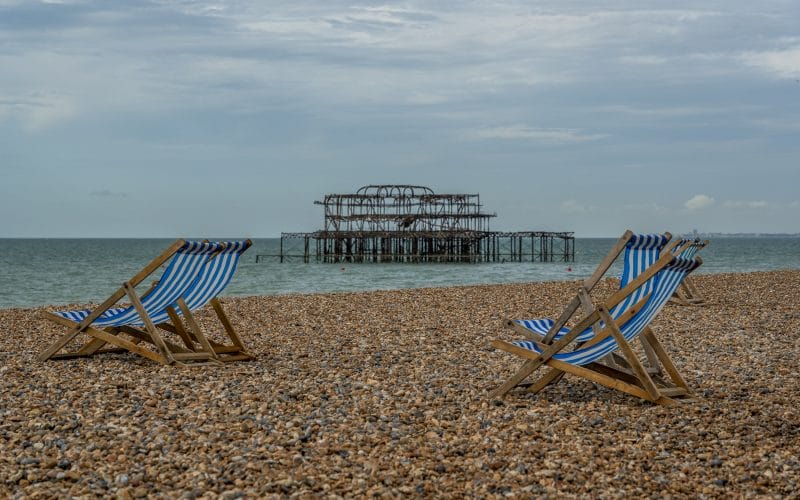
left=508, top=258, right=698, bottom=366
left=508, top=232, right=673, bottom=341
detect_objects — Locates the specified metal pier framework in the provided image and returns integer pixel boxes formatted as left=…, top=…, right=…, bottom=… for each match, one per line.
left=269, top=185, right=575, bottom=263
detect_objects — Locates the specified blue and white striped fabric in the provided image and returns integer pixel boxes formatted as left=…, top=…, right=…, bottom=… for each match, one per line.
left=675, top=239, right=703, bottom=260
left=147, top=240, right=250, bottom=324
left=510, top=257, right=700, bottom=366
left=513, top=318, right=572, bottom=339
left=55, top=241, right=225, bottom=328
left=513, top=233, right=669, bottom=342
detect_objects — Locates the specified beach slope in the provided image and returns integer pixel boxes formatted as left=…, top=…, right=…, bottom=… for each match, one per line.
left=1, top=271, right=798, bottom=497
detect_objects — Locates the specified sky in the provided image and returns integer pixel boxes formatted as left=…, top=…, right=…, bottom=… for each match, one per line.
left=1, top=0, right=799, bottom=238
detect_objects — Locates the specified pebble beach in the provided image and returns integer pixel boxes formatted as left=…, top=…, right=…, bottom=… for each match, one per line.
left=1, top=270, right=799, bottom=498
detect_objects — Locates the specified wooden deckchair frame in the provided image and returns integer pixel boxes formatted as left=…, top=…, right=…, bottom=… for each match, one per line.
left=56, top=241, right=255, bottom=363
left=39, top=239, right=224, bottom=366
left=489, top=248, right=698, bottom=404
left=152, top=297, right=255, bottom=362
left=670, top=240, right=708, bottom=306
left=505, top=230, right=682, bottom=376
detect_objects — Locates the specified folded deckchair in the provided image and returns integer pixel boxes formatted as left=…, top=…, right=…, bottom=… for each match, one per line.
left=69, top=240, right=256, bottom=363
left=489, top=253, right=701, bottom=405
left=670, top=239, right=708, bottom=306
left=40, top=240, right=227, bottom=366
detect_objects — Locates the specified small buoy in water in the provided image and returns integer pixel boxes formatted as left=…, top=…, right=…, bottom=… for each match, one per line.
left=567, top=266, right=573, bottom=272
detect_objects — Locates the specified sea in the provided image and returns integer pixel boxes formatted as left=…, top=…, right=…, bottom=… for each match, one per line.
left=1, top=237, right=798, bottom=309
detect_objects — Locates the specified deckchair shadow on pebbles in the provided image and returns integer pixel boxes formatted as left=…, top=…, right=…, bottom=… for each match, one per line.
left=40, top=239, right=253, bottom=366
left=489, top=248, right=702, bottom=405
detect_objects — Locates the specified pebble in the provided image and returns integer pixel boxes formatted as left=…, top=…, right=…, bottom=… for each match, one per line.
left=1, top=271, right=798, bottom=497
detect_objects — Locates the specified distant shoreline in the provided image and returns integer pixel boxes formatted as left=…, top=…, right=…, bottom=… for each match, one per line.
left=4, top=268, right=796, bottom=312
left=1, top=233, right=799, bottom=240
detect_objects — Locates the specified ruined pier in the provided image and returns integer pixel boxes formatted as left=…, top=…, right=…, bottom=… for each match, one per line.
left=259, top=185, right=575, bottom=263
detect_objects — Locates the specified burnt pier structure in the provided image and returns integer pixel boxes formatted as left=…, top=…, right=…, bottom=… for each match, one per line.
left=266, top=185, right=575, bottom=263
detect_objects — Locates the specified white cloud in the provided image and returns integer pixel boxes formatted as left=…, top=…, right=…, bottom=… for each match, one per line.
left=740, top=46, right=800, bottom=79
left=684, top=194, right=714, bottom=210
left=469, top=125, right=607, bottom=143
left=560, top=199, right=596, bottom=214
left=722, top=200, right=769, bottom=209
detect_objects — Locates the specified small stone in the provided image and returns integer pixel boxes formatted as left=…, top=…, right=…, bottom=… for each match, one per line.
left=116, top=487, right=133, bottom=500
left=17, top=456, right=40, bottom=466
left=116, top=473, right=130, bottom=487
left=133, top=487, right=149, bottom=497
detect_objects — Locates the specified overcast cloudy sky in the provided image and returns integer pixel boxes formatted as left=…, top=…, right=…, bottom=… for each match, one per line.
left=1, top=0, right=798, bottom=237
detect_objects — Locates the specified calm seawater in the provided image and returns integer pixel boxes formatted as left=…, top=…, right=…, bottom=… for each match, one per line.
left=0, top=238, right=798, bottom=309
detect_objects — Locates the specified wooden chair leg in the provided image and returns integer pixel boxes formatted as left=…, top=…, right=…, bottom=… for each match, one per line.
left=124, top=283, right=175, bottom=364
left=640, top=335, right=663, bottom=375
left=166, top=306, right=197, bottom=350
left=524, top=367, right=565, bottom=394
left=544, top=358, right=677, bottom=405
left=598, top=308, right=661, bottom=401
left=642, top=328, right=691, bottom=391
left=176, top=299, right=218, bottom=359
left=489, top=359, right=539, bottom=399
left=210, top=298, right=246, bottom=350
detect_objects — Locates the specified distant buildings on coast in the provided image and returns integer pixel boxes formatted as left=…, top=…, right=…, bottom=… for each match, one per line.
left=687, top=230, right=800, bottom=239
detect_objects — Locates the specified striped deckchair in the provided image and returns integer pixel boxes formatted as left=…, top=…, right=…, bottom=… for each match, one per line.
left=48, top=240, right=255, bottom=364
left=40, top=240, right=227, bottom=366
left=670, top=239, right=708, bottom=306
left=489, top=253, right=702, bottom=405
left=508, top=232, right=676, bottom=342
left=507, top=232, right=692, bottom=376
